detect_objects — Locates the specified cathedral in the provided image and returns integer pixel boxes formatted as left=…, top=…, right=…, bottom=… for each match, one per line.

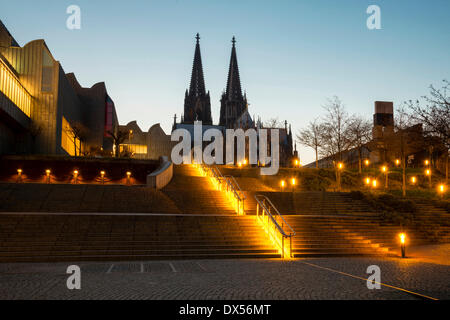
left=173, top=34, right=294, bottom=167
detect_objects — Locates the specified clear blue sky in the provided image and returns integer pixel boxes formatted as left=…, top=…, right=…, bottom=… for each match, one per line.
left=1, top=0, right=449, bottom=163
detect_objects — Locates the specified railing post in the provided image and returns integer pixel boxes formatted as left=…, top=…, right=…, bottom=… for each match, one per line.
left=282, top=236, right=285, bottom=259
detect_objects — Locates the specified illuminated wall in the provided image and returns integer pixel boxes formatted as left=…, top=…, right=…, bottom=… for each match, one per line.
left=61, top=117, right=82, bottom=156
left=119, top=143, right=148, bottom=157
left=0, top=58, right=31, bottom=117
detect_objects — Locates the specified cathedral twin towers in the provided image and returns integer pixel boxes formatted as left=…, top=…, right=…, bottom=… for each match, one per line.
left=182, top=33, right=249, bottom=129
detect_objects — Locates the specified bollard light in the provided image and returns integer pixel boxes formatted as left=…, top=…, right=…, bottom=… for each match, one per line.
left=237, top=162, right=242, bottom=168
left=243, top=159, right=247, bottom=165
left=45, top=169, right=51, bottom=184
left=73, top=170, right=79, bottom=184
left=438, top=184, right=446, bottom=197
left=338, top=162, right=344, bottom=170
left=17, top=169, right=23, bottom=183
left=395, top=159, right=400, bottom=166
left=280, top=180, right=285, bottom=191
left=17, top=169, right=22, bottom=175
left=425, top=169, right=431, bottom=176
left=410, top=176, right=417, bottom=184
left=381, top=166, right=387, bottom=173
left=364, top=159, right=370, bottom=166
left=399, top=233, right=406, bottom=258
left=372, top=180, right=377, bottom=188
left=126, top=171, right=131, bottom=177
left=424, top=159, right=429, bottom=166
left=100, top=170, right=105, bottom=184
left=365, top=177, right=371, bottom=185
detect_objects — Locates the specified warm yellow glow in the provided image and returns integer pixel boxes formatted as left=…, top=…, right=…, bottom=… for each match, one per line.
left=73, top=170, right=78, bottom=175
left=61, top=117, right=84, bottom=156
left=425, top=160, right=429, bottom=166
left=45, top=169, right=51, bottom=175
left=365, top=177, right=371, bottom=185
left=381, top=166, right=387, bottom=173
left=364, top=159, right=370, bottom=166
left=338, top=162, right=344, bottom=169
left=243, top=159, right=247, bottom=165
left=281, top=180, right=285, bottom=188
left=0, top=58, right=32, bottom=117
left=411, top=176, right=417, bottom=184
left=372, top=180, right=378, bottom=188
left=291, top=178, right=296, bottom=186
left=395, top=159, right=400, bottom=166
left=100, top=171, right=105, bottom=176
left=425, top=169, right=431, bottom=176
left=438, top=184, right=446, bottom=193
left=126, top=171, right=132, bottom=177
left=119, top=144, right=147, bottom=155
left=399, top=233, right=406, bottom=244
left=237, top=162, right=242, bottom=167
left=17, top=169, right=22, bottom=174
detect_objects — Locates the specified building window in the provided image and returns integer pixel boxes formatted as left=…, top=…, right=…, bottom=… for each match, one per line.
left=119, top=144, right=147, bottom=156
left=0, top=58, right=31, bottom=117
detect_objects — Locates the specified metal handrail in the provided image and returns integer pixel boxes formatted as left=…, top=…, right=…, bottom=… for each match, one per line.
left=224, top=175, right=246, bottom=201
left=254, top=194, right=296, bottom=258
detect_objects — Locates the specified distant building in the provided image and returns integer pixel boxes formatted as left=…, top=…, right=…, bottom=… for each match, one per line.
left=173, top=34, right=294, bottom=167
left=118, top=121, right=174, bottom=160
left=0, top=20, right=118, bottom=156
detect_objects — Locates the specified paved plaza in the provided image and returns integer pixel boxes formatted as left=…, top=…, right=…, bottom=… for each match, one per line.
left=0, top=255, right=449, bottom=300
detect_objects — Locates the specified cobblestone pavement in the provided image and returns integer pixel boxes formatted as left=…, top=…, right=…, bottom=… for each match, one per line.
left=0, top=257, right=449, bottom=300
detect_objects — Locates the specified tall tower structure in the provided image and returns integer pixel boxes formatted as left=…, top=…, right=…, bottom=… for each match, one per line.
left=219, top=36, right=248, bottom=128
left=183, top=33, right=212, bottom=124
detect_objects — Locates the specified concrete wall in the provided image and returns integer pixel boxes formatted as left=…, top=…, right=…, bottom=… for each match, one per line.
left=147, top=156, right=173, bottom=189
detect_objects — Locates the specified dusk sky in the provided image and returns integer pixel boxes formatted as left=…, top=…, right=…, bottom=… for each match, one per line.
left=1, top=0, right=449, bottom=163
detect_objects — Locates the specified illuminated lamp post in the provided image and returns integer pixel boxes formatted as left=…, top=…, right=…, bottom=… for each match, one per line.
left=280, top=180, right=286, bottom=192
left=100, top=171, right=105, bottom=185
left=46, top=169, right=51, bottom=184
left=395, top=159, right=400, bottom=167
left=372, top=179, right=378, bottom=189
left=364, top=177, right=371, bottom=189
left=438, top=184, right=446, bottom=199
left=337, top=162, right=344, bottom=192
left=410, top=176, right=417, bottom=185
left=381, top=166, right=388, bottom=189
left=424, top=159, right=430, bottom=166
left=126, top=171, right=132, bottom=185
left=399, top=233, right=406, bottom=258
left=17, top=169, right=23, bottom=183
left=73, top=170, right=79, bottom=184
left=291, top=178, right=296, bottom=193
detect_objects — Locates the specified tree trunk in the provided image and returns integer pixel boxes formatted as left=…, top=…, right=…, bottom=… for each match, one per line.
left=446, top=152, right=449, bottom=183
left=358, top=148, right=362, bottom=174
left=315, top=147, right=319, bottom=169
left=402, top=155, right=406, bottom=197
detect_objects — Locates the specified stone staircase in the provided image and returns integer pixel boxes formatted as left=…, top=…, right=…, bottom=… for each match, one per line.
left=283, top=215, right=429, bottom=257
left=162, top=165, right=236, bottom=215
left=0, top=214, right=279, bottom=263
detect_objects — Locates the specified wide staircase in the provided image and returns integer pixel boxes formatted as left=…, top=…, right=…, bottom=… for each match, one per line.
left=0, top=214, right=279, bottom=262
left=161, top=165, right=236, bottom=215
left=284, top=215, right=428, bottom=257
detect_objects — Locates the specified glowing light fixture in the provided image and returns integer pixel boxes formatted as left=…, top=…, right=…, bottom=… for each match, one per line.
left=337, top=162, right=344, bottom=170
left=395, top=159, right=400, bottom=166
left=399, top=233, right=406, bottom=258
left=365, top=177, right=371, bottom=185
left=372, top=180, right=377, bottom=188
left=424, top=159, right=429, bottom=166
left=410, top=176, right=417, bottom=184
left=381, top=166, right=387, bottom=173
left=364, top=159, right=370, bottom=166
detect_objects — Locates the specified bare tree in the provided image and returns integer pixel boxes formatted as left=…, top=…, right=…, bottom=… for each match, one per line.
left=406, top=80, right=450, bottom=182
left=320, top=96, right=352, bottom=162
left=65, top=122, right=88, bottom=157
left=264, top=117, right=283, bottom=128
left=386, top=107, right=423, bottom=197
left=347, top=116, right=372, bottom=174
left=107, top=128, right=128, bottom=158
left=296, top=119, right=323, bottom=169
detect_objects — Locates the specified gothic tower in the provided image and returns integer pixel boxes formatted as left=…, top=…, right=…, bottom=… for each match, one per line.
left=183, top=33, right=212, bottom=125
left=219, top=36, right=248, bottom=128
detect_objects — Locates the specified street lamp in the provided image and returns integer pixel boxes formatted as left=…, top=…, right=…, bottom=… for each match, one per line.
left=291, top=177, right=296, bottom=192
left=424, top=159, right=430, bottom=166
left=438, top=184, right=446, bottom=198
left=381, top=166, right=388, bottom=189
left=336, top=162, right=344, bottom=192
left=395, top=159, right=400, bottom=167
left=17, top=169, right=23, bottom=183
left=46, top=169, right=51, bottom=184
left=364, top=177, right=371, bottom=186
left=126, top=171, right=132, bottom=185
left=280, top=180, right=286, bottom=192
left=399, top=233, right=406, bottom=258
left=73, top=170, right=79, bottom=184
left=410, top=176, right=417, bottom=185
left=100, top=171, right=105, bottom=184
left=372, top=180, right=378, bottom=188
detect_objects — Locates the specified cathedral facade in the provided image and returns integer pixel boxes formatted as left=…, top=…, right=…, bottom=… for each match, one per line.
left=174, top=34, right=294, bottom=167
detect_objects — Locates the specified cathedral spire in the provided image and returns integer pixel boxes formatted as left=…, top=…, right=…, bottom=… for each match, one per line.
left=189, top=33, right=206, bottom=97
left=183, top=33, right=212, bottom=124
left=225, top=36, right=243, bottom=101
